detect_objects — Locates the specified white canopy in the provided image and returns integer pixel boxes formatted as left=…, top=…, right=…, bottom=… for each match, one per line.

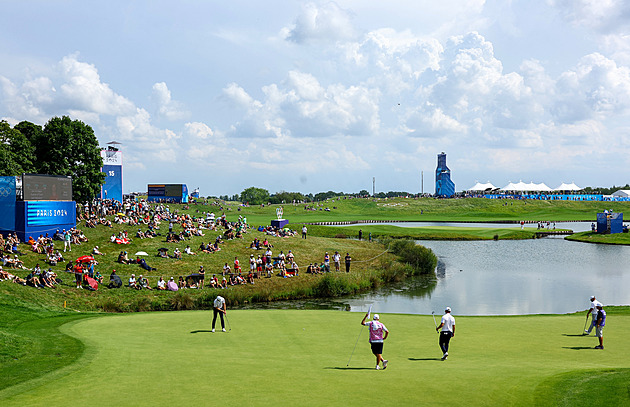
left=553, top=182, right=582, bottom=191
left=501, top=181, right=553, bottom=192
left=468, top=181, right=498, bottom=192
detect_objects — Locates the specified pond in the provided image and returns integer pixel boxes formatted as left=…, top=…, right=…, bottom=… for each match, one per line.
left=240, top=222, right=629, bottom=315
left=340, top=236, right=630, bottom=315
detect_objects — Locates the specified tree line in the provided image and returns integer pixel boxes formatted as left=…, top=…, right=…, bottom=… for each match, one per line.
left=0, top=117, right=104, bottom=202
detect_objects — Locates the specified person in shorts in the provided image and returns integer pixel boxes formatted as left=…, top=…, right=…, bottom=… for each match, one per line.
left=584, top=295, right=602, bottom=335
left=595, top=304, right=606, bottom=349
left=361, top=313, right=389, bottom=370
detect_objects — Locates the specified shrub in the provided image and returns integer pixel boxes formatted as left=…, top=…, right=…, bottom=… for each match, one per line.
left=388, top=240, right=437, bottom=275
left=170, top=292, right=194, bottom=310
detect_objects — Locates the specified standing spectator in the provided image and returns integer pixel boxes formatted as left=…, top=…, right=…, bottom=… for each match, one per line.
left=212, top=295, right=227, bottom=332
left=436, top=307, right=455, bottom=360
left=361, top=313, right=388, bottom=370
left=595, top=305, right=606, bottom=349
left=302, top=225, right=307, bottom=239
left=584, top=295, right=602, bottom=335
left=64, top=229, right=72, bottom=252
left=323, top=252, right=330, bottom=272
left=358, top=229, right=363, bottom=241
left=344, top=253, right=352, bottom=273
left=333, top=251, right=341, bottom=272
left=198, top=266, right=205, bottom=289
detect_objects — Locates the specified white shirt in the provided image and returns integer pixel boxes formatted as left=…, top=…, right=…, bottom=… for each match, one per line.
left=214, top=296, right=225, bottom=309
left=441, top=313, right=455, bottom=333
left=591, top=300, right=602, bottom=316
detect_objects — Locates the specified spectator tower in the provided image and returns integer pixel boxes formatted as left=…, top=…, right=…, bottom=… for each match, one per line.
left=435, top=152, right=455, bottom=197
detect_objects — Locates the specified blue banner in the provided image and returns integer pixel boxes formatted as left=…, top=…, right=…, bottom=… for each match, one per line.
left=26, top=201, right=76, bottom=226
left=102, top=164, right=123, bottom=203
left=0, top=176, right=16, bottom=232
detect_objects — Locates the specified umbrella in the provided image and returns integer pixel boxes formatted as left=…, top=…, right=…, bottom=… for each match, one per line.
left=117, top=212, right=125, bottom=216
left=135, top=251, right=149, bottom=256
left=76, top=255, right=95, bottom=263
left=86, top=276, right=99, bottom=290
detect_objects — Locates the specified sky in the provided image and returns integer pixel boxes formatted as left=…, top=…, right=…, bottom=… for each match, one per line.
left=1, top=0, right=630, bottom=196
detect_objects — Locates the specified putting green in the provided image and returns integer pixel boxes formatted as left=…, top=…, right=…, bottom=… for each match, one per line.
left=1, top=310, right=628, bottom=406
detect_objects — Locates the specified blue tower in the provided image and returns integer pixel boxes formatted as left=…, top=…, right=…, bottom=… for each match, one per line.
left=435, top=152, right=455, bottom=197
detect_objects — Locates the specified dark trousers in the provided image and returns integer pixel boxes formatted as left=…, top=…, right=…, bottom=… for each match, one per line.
left=212, top=308, right=225, bottom=329
left=345, top=262, right=350, bottom=272
left=439, top=331, right=453, bottom=353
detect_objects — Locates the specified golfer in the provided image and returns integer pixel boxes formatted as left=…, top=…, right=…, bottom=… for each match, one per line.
left=584, top=295, right=602, bottom=335
left=361, top=313, right=388, bottom=370
left=212, top=295, right=227, bottom=332
left=436, top=307, right=455, bottom=360
left=595, top=304, right=606, bottom=349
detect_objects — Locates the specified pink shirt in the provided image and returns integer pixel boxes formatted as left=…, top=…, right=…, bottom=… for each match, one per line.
left=365, top=320, right=388, bottom=343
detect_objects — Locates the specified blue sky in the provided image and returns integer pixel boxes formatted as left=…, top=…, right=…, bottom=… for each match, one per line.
left=2, top=1, right=630, bottom=195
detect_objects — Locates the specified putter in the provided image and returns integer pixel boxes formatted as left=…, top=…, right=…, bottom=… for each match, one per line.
left=432, top=311, right=438, bottom=333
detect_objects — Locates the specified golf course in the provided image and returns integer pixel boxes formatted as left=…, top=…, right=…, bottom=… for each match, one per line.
left=1, top=309, right=629, bottom=406
left=2, top=197, right=630, bottom=406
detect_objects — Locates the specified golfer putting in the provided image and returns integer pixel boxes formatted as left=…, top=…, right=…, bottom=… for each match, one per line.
left=584, top=295, right=602, bottom=335
left=361, top=313, right=388, bottom=370
left=212, top=295, right=227, bottom=332
left=436, top=307, right=455, bottom=360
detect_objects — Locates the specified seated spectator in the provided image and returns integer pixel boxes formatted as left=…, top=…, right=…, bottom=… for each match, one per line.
left=247, top=271, right=255, bottom=284
left=157, top=248, right=168, bottom=258
left=128, top=273, right=137, bottom=288
left=222, top=263, right=231, bottom=276
left=172, top=248, right=182, bottom=259
left=208, top=274, right=218, bottom=288
left=157, top=276, right=166, bottom=290
left=92, top=246, right=105, bottom=256
left=117, top=251, right=131, bottom=264
left=220, top=276, right=227, bottom=288
left=139, top=275, right=152, bottom=290
left=94, top=270, right=103, bottom=284
left=266, top=262, right=274, bottom=277
left=178, top=276, right=186, bottom=289
left=184, top=245, right=196, bottom=255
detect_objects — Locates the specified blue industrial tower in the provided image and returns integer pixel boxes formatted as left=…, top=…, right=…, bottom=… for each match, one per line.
left=435, top=152, right=455, bottom=197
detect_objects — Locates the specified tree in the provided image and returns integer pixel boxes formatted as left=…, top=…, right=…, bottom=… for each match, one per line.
left=0, top=120, right=36, bottom=175
left=35, top=116, right=105, bottom=202
left=240, top=187, right=270, bottom=205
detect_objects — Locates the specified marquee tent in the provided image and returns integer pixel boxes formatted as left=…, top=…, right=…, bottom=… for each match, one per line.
left=467, top=181, right=498, bottom=192
left=553, top=182, right=582, bottom=191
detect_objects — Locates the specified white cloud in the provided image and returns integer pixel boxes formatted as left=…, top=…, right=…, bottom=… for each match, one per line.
left=58, top=55, right=135, bottom=116
left=283, top=2, right=356, bottom=44
left=152, top=82, right=189, bottom=120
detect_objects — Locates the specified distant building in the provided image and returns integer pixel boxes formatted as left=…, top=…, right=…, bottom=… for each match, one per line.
left=435, top=152, right=455, bottom=197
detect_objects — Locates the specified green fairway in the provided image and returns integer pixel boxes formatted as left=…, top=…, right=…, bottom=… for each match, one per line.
left=1, top=310, right=628, bottom=406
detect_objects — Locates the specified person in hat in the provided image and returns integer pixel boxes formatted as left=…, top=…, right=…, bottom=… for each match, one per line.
left=584, top=295, right=603, bottom=335
left=594, top=304, right=606, bottom=349
left=361, top=312, right=389, bottom=370
left=212, top=295, right=227, bottom=332
left=436, top=307, right=455, bottom=360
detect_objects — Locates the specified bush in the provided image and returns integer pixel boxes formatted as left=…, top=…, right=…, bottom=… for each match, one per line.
left=388, top=240, right=437, bottom=275
left=314, top=274, right=355, bottom=297
left=170, top=292, right=194, bottom=310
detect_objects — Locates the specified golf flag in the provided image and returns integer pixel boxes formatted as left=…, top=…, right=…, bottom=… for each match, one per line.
left=367, top=304, right=373, bottom=319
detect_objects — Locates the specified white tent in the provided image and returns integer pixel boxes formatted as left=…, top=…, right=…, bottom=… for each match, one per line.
left=468, top=181, right=498, bottom=192
left=501, top=181, right=553, bottom=192
left=612, top=190, right=630, bottom=198
left=553, top=182, right=582, bottom=191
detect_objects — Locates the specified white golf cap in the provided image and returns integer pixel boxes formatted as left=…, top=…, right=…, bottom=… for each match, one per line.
left=445, top=307, right=451, bottom=312
left=590, top=295, right=596, bottom=300
left=373, top=314, right=379, bottom=320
